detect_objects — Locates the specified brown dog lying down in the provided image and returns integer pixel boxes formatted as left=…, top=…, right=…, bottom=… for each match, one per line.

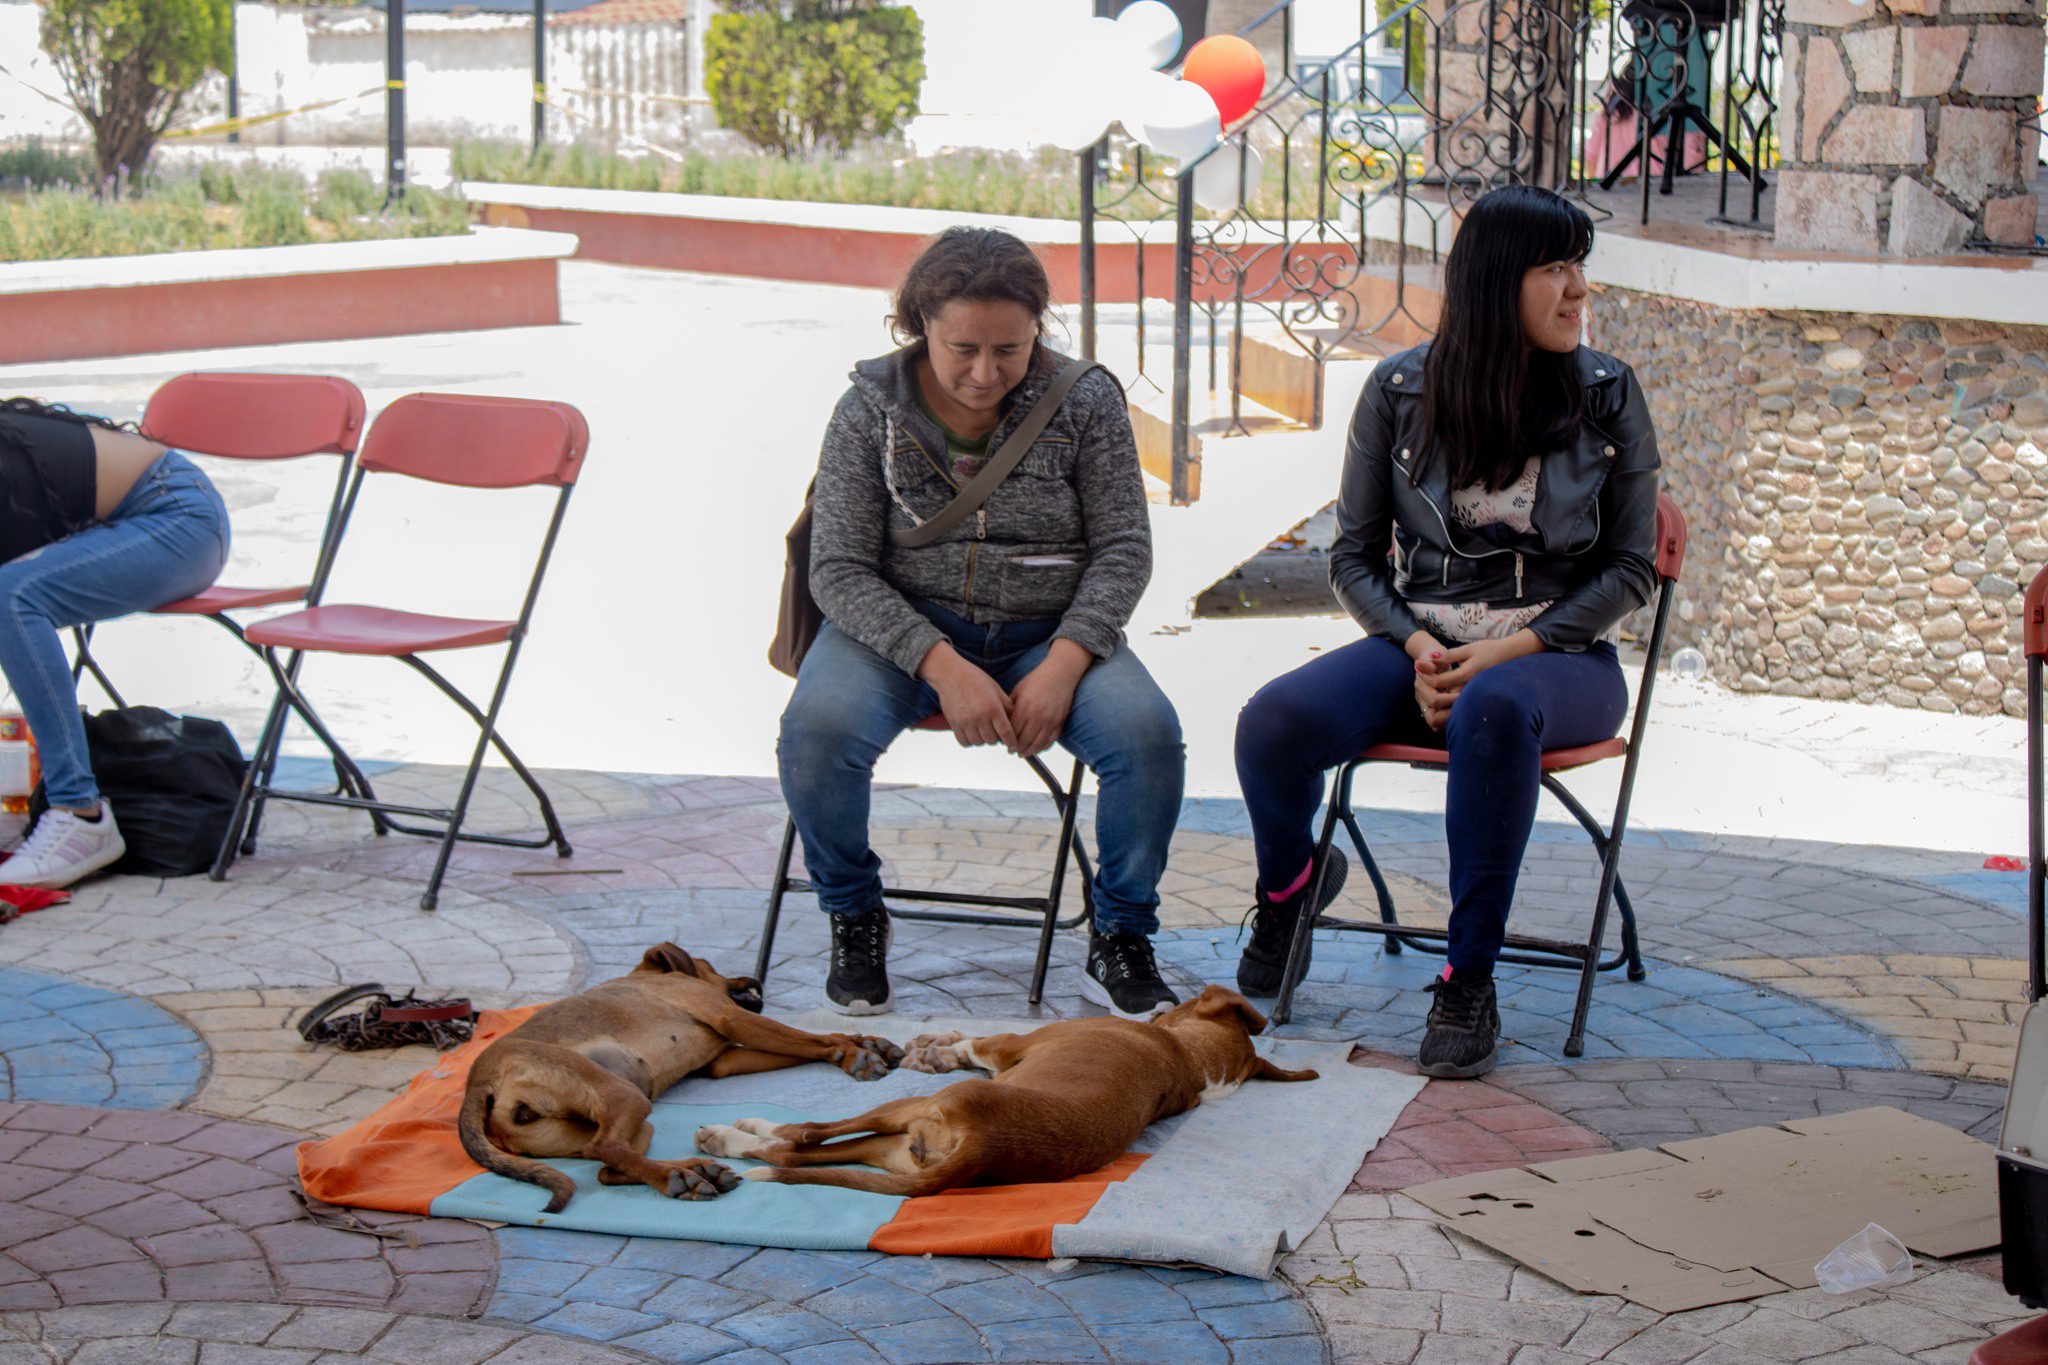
left=693, top=985, right=1315, bottom=1197
left=457, top=943, right=903, bottom=1212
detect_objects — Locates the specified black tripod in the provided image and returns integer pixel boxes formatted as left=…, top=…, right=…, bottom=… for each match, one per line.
left=1599, top=3, right=1767, bottom=197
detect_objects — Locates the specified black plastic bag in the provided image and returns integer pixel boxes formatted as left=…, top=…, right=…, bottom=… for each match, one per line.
left=30, top=707, right=247, bottom=877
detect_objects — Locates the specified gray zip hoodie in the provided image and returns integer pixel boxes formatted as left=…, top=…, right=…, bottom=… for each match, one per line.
left=808, top=345, right=1153, bottom=677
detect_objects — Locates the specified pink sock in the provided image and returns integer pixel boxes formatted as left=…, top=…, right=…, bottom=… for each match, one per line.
left=1270, top=858, right=1316, bottom=904
left=1442, top=965, right=1455, bottom=982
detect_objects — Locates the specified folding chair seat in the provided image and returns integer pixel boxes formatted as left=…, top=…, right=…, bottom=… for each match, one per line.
left=754, top=715, right=1096, bottom=1006
left=2025, top=566, right=2046, bottom=1001
left=209, top=392, right=589, bottom=912
left=1273, top=493, right=1689, bottom=1058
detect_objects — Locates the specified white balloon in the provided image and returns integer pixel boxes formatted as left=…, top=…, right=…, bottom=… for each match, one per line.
left=1118, top=69, right=1182, bottom=146
left=1041, top=81, right=1117, bottom=151
left=1193, top=138, right=1263, bottom=212
left=1115, top=0, right=1183, bottom=70
left=1130, top=77, right=1222, bottom=164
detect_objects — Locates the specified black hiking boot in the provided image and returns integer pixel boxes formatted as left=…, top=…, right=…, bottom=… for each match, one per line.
left=1418, top=973, right=1501, bottom=1078
left=825, top=903, right=892, bottom=1015
left=1235, top=847, right=1349, bottom=998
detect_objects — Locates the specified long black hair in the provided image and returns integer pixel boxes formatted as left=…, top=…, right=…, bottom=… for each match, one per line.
left=889, top=227, right=1052, bottom=346
left=1420, top=185, right=1595, bottom=491
left=0, top=398, right=134, bottom=435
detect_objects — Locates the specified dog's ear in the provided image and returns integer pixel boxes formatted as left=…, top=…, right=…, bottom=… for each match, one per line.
left=637, top=943, right=698, bottom=976
left=1193, top=984, right=1269, bottom=1036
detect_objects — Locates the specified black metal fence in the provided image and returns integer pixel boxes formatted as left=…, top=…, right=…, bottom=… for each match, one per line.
left=1079, top=0, right=1784, bottom=502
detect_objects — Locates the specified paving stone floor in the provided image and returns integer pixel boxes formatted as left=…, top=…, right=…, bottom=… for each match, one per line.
left=0, top=762, right=2036, bottom=1363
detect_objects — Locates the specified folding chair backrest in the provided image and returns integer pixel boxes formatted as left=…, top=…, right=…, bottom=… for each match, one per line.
left=2027, top=566, right=2047, bottom=663
left=358, top=393, right=589, bottom=489
left=1654, top=493, right=1687, bottom=583
left=141, top=373, right=366, bottom=458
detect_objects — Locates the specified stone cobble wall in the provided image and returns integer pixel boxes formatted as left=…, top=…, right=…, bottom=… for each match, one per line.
left=1596, top=286, right=2048, bottom=715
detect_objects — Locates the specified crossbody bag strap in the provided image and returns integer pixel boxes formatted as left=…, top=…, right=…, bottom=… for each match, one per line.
left=888, top=358, right=1098, bottom=550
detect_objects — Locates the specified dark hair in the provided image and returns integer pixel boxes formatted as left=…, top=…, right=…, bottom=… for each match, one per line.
left=0, top=397, right=135, bottom=435
left=1419, top=185, right=1595, bottom=491
left=889, top=227, right=1052, bottom=345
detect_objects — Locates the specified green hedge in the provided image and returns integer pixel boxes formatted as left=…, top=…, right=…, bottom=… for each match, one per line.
left=0, top=165, right=470, bottom=262
left=452, top=141, right=1083, bottom=219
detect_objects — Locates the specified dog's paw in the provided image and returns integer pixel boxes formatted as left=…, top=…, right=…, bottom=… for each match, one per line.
left=825, top=1034, right=898, bottom=1082
left=694, top=1123, right=741, bottom=1158
left=667, top=1160, right=740, bottom=1200
left=857, top=1034, right=906, bottom=1068
left=902, top=1032, right=973, bottom=1074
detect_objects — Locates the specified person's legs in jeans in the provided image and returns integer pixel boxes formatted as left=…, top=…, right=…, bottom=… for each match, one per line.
left=0, top=452, right=228, bottom=886
left=1417, top=643, right=1628, bottom=1078
left=1441, top=643, right=1627, bottom=975
left=0, top=452, right=229, bottom=810
left=777, top=622, right=936, bottom=916
left=1235, top=635, right=1423, bottom=899
left=992, top=640, right=1184, bottom=940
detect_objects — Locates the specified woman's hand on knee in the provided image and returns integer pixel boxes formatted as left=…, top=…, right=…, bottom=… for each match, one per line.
left=920, top=644, right=1018, bottom=750
left=1413, top=664, right=1458, bottom=733
left=1434, top=631, right=1543, bottom=690
left=1008, top=641, right=1091, bottom=758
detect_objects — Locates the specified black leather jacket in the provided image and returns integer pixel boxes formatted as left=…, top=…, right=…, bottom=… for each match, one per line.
left=1329, top=342, right=1662, bottom=654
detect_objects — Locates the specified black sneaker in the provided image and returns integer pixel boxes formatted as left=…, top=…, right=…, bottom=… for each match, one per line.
left=1083, top=931, right=1180, bottom=1019
left=826, top=904, right=892, bottom=1015
left=1418, top=974, right=1501, bottom=1078
left=1235, top=847, right=1349, bottom=998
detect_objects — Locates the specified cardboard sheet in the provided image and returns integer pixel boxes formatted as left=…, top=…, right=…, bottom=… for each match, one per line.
left=1404, top=1106, right=1999, bottom=1311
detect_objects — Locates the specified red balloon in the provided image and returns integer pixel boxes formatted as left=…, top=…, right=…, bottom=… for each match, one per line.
left=1181, top=34, right=1266, bottom=128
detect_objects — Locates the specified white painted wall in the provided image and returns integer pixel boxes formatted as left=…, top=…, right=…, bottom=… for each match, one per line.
left=2, top=0, right=1116, bottom=156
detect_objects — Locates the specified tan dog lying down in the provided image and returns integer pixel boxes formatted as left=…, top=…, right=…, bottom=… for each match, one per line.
left=457, top=943, right=903, bottom=1212
left=694, top=985, right=1315, bottom=1197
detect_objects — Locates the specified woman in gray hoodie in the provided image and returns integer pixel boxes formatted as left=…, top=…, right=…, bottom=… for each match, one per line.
left=779, top=227, right=1185, bottom=1020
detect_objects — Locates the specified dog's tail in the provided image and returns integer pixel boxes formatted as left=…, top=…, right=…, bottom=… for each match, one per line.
left=457, top=1084, right=578, bottom=1214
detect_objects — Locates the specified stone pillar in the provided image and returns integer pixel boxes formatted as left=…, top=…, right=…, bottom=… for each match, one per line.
left=1776, top=0, right=2044, bottom=255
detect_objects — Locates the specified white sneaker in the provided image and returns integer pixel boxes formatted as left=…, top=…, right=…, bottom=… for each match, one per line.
left=2, top=807, right=125, bottom=888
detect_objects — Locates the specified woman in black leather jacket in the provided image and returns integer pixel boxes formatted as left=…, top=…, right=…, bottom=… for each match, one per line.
left=1232, top=185, right=1662, bottom=1079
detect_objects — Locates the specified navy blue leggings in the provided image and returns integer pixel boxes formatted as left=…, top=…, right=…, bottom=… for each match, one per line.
left=1234, top=635, right=1627, bottom=973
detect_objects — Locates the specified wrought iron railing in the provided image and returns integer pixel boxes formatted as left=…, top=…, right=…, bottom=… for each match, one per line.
left=1078, top=0, right=1785, bottom=503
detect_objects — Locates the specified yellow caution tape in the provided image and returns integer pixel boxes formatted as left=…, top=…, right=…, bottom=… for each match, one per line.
left=163, top=86, right=383, bottom=140
left=558, top=84, right=710, bottom=108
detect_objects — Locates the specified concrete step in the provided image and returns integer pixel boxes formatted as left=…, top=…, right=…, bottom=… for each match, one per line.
left=1231, top=267, right=1444, bottom=427
left=1133, top=352, right=1384, bottom=632
left=1126, top=383, right=1307, bottom=504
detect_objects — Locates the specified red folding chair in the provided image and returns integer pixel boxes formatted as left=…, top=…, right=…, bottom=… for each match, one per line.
left=1273, top=493, right=1689, bottom=1059
left=67, top=373, right=375, bottom=846
left=208, top=392, right=588, bottom=911
left=2025, top=566, right=2046, bottom=1003
left=753, top=715, right=1095, bottom=1005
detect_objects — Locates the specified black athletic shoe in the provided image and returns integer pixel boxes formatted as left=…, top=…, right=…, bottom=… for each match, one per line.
left=1235, top=847, right=1349, bottom=998
left=825, top=904, right=892, bottom=1015
left=1418, top=974, right=1501, bottom=1078
left=1083, top=931, right=1180, bottom=1019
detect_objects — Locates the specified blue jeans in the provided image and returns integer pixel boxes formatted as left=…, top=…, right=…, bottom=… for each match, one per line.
left=778, top=601, right=1185, bottom=936
left=0, top=452, right=229, bottom=807
left=1235, top=635, right=1627, bottom=973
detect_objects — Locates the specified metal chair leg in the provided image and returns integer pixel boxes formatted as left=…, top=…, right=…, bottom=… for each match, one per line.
left=1025, top=755, right=1084, bottom=1005
left=1273, top=768, right=1348, bottom=1027
left=69, top=626, right=127, bottom=709
left=756, top=817, right=798, bottom=986
left=401, top=657, right=569, bottom=854
left=212, top=687, right=292, bottom=881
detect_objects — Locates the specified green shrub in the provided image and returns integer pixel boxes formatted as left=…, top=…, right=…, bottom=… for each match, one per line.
left=0, top=139, right=94, bottom=191
left=0, top=164, right=472, bottom=261
left=706, top=1, right=924, bottom=157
